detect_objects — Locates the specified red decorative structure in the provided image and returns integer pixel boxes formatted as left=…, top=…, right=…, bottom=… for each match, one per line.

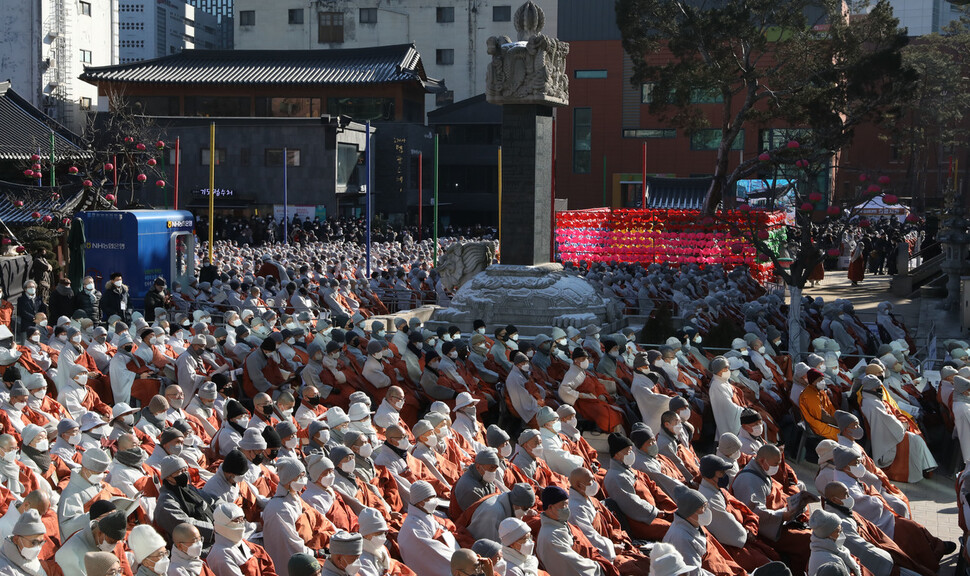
left=555, top=208, right=785, bottom=284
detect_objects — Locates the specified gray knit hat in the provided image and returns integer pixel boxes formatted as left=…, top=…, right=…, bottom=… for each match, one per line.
left=409, top=480, right=436, bottom=505
left=673, top=485, right=706, bottom=518
left=832, top=445, right=861, bottom=470
left=12, top=509, right=45, bottom=536
left=810, top=508, right=842, bottom=538
left=329, top=531, right=363, bottom=556
left=486, top=424, right=509, bottom=448
left=358, top=507, right=387, bottom=536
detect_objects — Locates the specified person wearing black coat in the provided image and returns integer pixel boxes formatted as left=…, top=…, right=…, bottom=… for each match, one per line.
left=74, top=275, right=101, bottom=322
left=100, top=272, right=131, bottom=323
left=144, top=277, right=170, bottom=322
left=47, top=278, right=75, bottom=323
left=15, top=280, right=46, bottom=338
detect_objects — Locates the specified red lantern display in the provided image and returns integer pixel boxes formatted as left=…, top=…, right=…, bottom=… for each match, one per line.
left=13, top=201, right=24, bottom=208
left=29, top=154, right=40, bottom=162
left=758, top=152, right=771, bottom=162
left=878, top=175, right=891, bottom=185
left=800, top=202, right=814, bottom=211
left=808, top=192, right=822, bottom=202
left=41, top=215, right=52, bottom=223
left=866, top=184, right=881, bottom=195
left=124, top=136, right=134, bottom=143
left=31, top=164, right=41, bottom=171
left=105, top=194, right=116, bottom=201
left=146, top=158, right=157, bottom=166
left=826, top=205, right=840, bottom=216
left=22, top=170, right=33, bottom=178
left=757, top=230, right=770, bottom=240
left=83, top=180, right=93, bottom=187
left=30, top=212, right=41, bottom=219
left=68, top=166, right=79, bottom=175
left=156, top=140, right=166, bottom=149
left=787, top=140, right=800, bottom=149
left=156, top=179, right=166, bottom=188
left=136, top=143, right=146, bottom=151
left=883, top=194, right=898, bottom=204
left=137, top=174, right=147, bottom=182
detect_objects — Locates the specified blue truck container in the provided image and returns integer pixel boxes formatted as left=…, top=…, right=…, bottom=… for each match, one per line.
left=76, top=210, right=196, bottom=309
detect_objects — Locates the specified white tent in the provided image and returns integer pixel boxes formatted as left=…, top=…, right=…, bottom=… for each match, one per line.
left=851, top=195, right=910, bottom=223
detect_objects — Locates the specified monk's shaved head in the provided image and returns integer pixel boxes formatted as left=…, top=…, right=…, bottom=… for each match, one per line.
left=450, top=549, right=478, bottom=574
left=569, top=466, right=593, bottom=488
left=824, top=481, right=849, bottom=501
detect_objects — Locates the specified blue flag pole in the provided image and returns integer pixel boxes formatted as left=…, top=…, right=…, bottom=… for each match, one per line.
left=365, top=121, right=372, bottom=277
left=283, top=147, right=288, bottom=244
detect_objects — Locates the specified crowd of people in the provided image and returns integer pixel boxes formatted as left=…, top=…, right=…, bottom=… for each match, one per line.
left=0, top=221, right=959, bottom=576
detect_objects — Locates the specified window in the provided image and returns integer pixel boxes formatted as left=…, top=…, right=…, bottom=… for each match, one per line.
left=758, top=128, right=813, bottom=151
left=436, top=7, right=454, bottom=22
left=256, top=97, right=322, bottom=117
left=641, top=83, right=656, bottom=104
left=79, top=49, right=92, bottom=63
left=327, top=97, right=394, bottom=121
left=622, top=128, right=676, bottom=139
left=690, top=89, right=723, bottom=104
left=435, top=90, right=454, bottom=107
left=573, top=108, right=592, bottom=174
left=80, top=1, right=91, bottom=16
left=318, top=12, right=344, bottom=43
left=436, top=49, right=454, bottom=65
left=575, top=69, right=608, bottom=79
left=359, top=8, right=377, bottom=23
left=493, top=5, right=511, bottom=21
left=184, top=96, right=251, bottom=117
left=265, top=149, right=301, bottom=167
left=79, top=97, right=92, bottom=110
left=288, top=8, right=304, bottom=24
left=201, top=148, right=227, bottom=166
left=239, top=10, right=255, bottom=26
left=690, top=129, right=744, bottom=151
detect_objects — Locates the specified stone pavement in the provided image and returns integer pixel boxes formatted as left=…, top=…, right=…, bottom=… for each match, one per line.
left=802, top=270, right=964, bottom=574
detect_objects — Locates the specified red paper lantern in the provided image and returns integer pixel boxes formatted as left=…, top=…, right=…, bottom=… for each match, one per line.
left=826, top=205, right=840, bottom=216
left=905, top=214, right=918, bottom=223
left=15, top=246, right=24, bottom=253
left=124, top=136, right=134, bottom=143
left=800, top=202, right=814, bottom=211
left=878, top=175, right=891, bottom=185
left=68, top=166, right=79, bottom=175
left=83, top=179, right=93, bottom=187
left=104, top=163, right=114, bottom=172
left=787, top=140, right=800, bottom=149
left=137, top=174, right=147, bottom=182
left=22, top=169, right=33, bottom=178
left=105, top=194, right=116, bottom=201
left=41, top=215, right=52, bottom=223
left=147, top=158, right=157, bottom=166
left=62, top=218, right=71, bottom=225
left=808, top=192, right=822, bottom=202
left=866, top=185, right=881, bottom=195
left=827, top=248, right=841, bottom=257
left=30, top=212, right=41, bottom=219
left=33, top=171, right=42, bottom=179
left=13, top=201, right=23, bottom=208
left=758, top=152, right=771, bottom=162
left=156, top=179, right=166, bottom=188
left=858, top=174, right=868, bottom=182
left=2, top=239, right=10, bottom=245
left=156, top=140, right=166, bottom=149
left=883, top=194, right=898, bottom=204
left=29, top=154, right=40, bottom=162
left=31, top=164, right=41, bottom=171
left=51, top=193, right=59, bottom=200
left=136, top=143, right=146, bottom=151
left=757, top=230, right=770, bottom=240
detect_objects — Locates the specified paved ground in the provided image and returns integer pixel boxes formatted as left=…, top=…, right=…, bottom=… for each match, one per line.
left=588, top=269, right=966, bottom=573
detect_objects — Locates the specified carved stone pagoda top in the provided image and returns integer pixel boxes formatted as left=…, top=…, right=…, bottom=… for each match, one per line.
left=485, top=1, right=569, bottom=107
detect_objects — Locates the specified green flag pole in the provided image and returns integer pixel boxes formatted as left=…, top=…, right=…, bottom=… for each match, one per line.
left=433, top=133, right=439, bottom=266
left=49, top=131, right=56, bottom=188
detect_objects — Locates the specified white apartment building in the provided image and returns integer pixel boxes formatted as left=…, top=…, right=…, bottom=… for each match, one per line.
left=232, top=0, right=558, bottom=111
left=0, top=0, right=117, bottom=134
left=888, top=0, right=963, bottom=35
left=119, top=0, right=224, bottom=64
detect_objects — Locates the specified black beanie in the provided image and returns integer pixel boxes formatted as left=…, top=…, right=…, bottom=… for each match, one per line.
left=261, top=425, right=282, bottom=449
left=222, top=449, right=249, bottom=475
left=608, top=433, right=634, bottom=457
left=225, top=400, right=246, bottom=421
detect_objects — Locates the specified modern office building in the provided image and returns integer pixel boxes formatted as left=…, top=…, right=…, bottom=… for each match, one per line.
left=119, top=0, right=225, bottom=63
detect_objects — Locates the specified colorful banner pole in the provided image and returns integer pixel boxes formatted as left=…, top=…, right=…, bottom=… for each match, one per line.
left=418, top=152, right=423, bottom=242
left=365, top=121, right=372, bottom=277
left=49, top=131, right=56, bottom=188
left=550, top=120, right=556, bottom=260
left=497, top=146, right=502, bottom=245
left=433, top=133, right=439, bottom=266
left=641, top=141, right=647, bottom=209
left=174, top=137, right=180, bottom=210
left=283, top=147, right=289, bottom=244
left=207, top=122, right=215, bottom=264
